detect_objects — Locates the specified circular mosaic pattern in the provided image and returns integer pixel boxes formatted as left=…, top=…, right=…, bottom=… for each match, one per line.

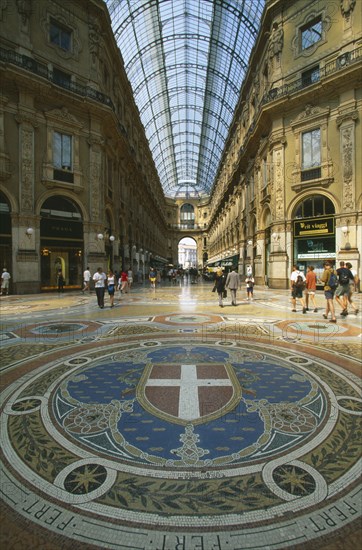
left=32, top=323, right=86, bottom=334
left=1, top=337, right=361, bottom=549
left=63, top=463, right=107, bottom=495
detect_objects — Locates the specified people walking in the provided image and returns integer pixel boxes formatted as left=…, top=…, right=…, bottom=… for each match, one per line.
left=225, top=266, right=239, bottom=306
left=305, top=265, right=318, bottom=312
left=107, top=269, right=116, bottom=307
left=93, top=267, right=106, bottom=308
left=335, top=261, right=354, bottom=317
left=213, top=268, right=226, bottom=307
left=290, top=265, right=306, bottom=313
left=1, top=268, right=11, bottom=295
left=149, top=267, right=157, bottom=289
left=82, top=266, right=91, bottom=293
left=245, top=274, right=255, bottom=301
left=345, top=262, right=359, bottom=315
left=57, top=269, right=65, bottom=293
left=320, top=262, right=337, bottom=323
left=127, top=268, right=133, bottom=290
left=118, top=270, right=129, bottom=294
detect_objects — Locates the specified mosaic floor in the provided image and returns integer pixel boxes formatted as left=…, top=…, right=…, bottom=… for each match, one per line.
left=0, top=282, right=361, bottom=550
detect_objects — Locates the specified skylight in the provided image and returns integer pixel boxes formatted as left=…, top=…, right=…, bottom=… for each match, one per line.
left=105, top=0, right=265, bottom=197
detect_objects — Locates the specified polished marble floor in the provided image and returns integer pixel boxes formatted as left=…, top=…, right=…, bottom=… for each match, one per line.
left=0, top=281, right=361, bottom=550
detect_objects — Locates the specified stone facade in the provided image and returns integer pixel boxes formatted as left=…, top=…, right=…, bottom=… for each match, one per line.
left=0, top=0, right=361, bottom=292
left=0, top=0, right=170, bottom=292
left=207, top=0, right=362, bottom=287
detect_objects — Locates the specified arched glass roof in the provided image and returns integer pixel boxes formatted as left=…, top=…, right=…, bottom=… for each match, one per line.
left=105, top=0, right=265, bottom=198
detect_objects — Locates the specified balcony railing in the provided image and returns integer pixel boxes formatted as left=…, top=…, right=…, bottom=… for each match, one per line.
left=260, top=46, right=362, bottom=107
left=168, top=223, right=205, bottom=230
left=0, top=47, right=114, bottom=110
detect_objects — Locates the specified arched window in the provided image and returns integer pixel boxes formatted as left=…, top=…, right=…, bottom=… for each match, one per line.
left=180, top=203, right=195, bottom=228
left=294, top=195, right=334, bottom=218
left=40, top=196, right=82, bottom=219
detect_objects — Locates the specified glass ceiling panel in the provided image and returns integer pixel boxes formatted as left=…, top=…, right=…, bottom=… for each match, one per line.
left=105, top=0, right=265, bottom=198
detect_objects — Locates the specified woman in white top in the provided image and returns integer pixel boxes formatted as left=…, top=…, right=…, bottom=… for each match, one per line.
left=345, top=262, right=359, bottom=315
left=107, top=269, right=116, bottom=308
left=127, top=269, right=133, bottom=290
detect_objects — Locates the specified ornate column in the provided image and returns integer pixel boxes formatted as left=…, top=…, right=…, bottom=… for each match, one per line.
left=86, top=135, right=106, bottom=271
left=14, top=110, right=40, bottom=293
left=336, top=106, right=359, bottom=267
left=268, top=131, right=289, bottom=288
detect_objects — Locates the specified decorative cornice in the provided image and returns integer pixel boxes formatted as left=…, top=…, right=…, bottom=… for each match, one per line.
left=336, top=109, right=359, bottom=127
left=44, top=107, right=83, bottom=129
left=290, top=104, right=330, bottom=129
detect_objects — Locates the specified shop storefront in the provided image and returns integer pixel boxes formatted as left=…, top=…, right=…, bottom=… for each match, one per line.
left=40, top=197, right=83, bottom=290
left=293, top=216, right=335, bottom=280
left=207, top=254, right=240, bottom=273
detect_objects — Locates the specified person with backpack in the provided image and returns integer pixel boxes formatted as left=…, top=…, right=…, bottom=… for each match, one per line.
left=335, top=261, right=355, bottom=316
left=320, top=262, right=337, bottom=323
left=345, top=262, right=359, bottom=315
left=290, top=265, right=307, bottom=313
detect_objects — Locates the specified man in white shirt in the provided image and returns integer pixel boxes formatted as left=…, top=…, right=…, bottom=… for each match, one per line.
left=92, top=267, right=106, bottom=308
left=290, top=265, right=307, bottom=313
left=83, top=266, right=91, bottom=293
left=1, top=268, right=11, bottom=295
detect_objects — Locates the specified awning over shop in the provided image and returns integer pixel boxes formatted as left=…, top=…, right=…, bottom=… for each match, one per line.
left=206, top=254, right=239, bottom=269
left=150, top=254, right=169, bottom=267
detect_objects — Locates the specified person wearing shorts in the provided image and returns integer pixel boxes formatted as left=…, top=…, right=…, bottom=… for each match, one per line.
left=320, top=262, right=337, bottom=323
left=290, top=265, right=306, bottom=313
left=245, top=276, right=254, bottom=301
left=1, top=268, right=11, bottom=295
left=305, top=265, right=318, bottom=312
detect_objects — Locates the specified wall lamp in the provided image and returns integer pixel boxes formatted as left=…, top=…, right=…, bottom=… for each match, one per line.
left=341, top=225, right=349, bottom=236
left=26, top=227, right=34, bottom=237
left=109, top=235, right=115, bottom=242
left=96, top=233, right=104, bottom=240
left=341, top=225, right=351, bottom=250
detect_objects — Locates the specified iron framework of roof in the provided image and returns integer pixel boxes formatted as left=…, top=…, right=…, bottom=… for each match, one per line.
left=105, top=0, right=265, bottom=198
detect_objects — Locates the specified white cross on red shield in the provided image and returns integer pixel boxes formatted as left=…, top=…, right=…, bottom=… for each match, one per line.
left=137, top=363, right=242, bottom=425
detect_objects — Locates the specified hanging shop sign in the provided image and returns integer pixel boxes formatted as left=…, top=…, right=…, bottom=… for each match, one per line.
left=293, top=216, right=334, bottom=238
left=207, top=254, right=239, bottom=268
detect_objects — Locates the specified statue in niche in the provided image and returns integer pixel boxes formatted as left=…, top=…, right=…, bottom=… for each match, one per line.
left=16, top=0, right=32, bottom=25
left=268, top=22, right=283, bottom=60
left=340, top=0, right=356, bottom=18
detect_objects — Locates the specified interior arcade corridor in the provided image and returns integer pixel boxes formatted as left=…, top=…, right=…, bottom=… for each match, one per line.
left=0, top=280, right=361, bottom=550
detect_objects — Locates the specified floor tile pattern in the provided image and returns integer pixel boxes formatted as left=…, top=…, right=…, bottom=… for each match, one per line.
left=0, top=283, right=361, bottom=549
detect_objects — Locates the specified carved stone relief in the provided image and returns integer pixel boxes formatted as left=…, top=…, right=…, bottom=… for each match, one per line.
left=273, top=148, right=284, bottom=221
left=340, top=0, right=356, bottom=18
left=341, top=125, right=355, bottom=211
left=16, top=0, right=32, bottom=26
left=0, top=0, right=7, bottom=22
left=19, top=126, right=34, bottom=213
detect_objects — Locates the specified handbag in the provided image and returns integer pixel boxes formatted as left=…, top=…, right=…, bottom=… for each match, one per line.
left=223, top=289, right=227, bottom=298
